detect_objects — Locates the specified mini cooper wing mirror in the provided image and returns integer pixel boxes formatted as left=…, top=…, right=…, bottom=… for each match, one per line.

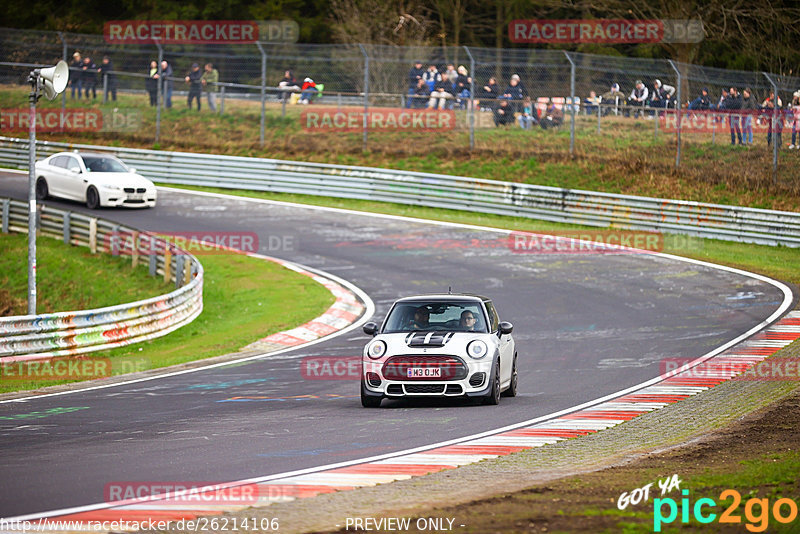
left=499, top=321, right=514, bottom=336
left=362, top=322, right=378, bottom=336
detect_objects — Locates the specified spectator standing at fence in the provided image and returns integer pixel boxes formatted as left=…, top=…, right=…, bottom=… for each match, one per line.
left=146, top=61, right=158, bottom=106
left=741, top=88, right=756, bottom=146
left=761, top=91, right=782, bottom=148
left=716, top=88, right=728, bottom=110
left=790, top=91, right=800, bottom=149
left=158, top=60, right=173, bottom=108
left=688, top=87, right=711, bottom=110
left=423, top=64, right=441, bottom=92
left=493, top=99, right=514, bottom=126
left=185, top=63, right=203, bottom=110
left=456, top=65, right=471, bottom=100
left=202, top=63, right=219, bottom=112
left=299, top=77, right=318, bottom=104
left=408, top=61, right=424, bottom=91
left=69, top=52, right=82, bottom=99
left=517, top=96, right=537, bottom=129
left=726, top=87, right=743, bottom=145
left=601, top=83, right=625, bottom=116
left=278, top=70, right=300, bottom=102
left=81, top=56, right=98, bottom=99
left=477, top=77, right=498, bottom=111
left=626, top=80, right=648, bottom=118
left=98, top=56, right=117, bottom=101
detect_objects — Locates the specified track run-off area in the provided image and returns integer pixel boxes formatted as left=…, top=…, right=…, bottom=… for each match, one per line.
left=0, top=171, right=794, bottom=521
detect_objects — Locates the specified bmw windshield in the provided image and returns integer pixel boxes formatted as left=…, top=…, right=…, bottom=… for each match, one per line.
left=82, top=156, right=129, bottom=173
left=382, top=301, right=488, bottom=333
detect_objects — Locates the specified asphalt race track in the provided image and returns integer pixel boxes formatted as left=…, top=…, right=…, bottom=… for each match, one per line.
left=0, top=171, right=792, bottom=518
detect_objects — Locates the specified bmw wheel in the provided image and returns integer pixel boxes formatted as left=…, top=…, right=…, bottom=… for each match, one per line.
left=86, top=186, right=100, bottom=209
left=35, top=178, right=49, bottom=200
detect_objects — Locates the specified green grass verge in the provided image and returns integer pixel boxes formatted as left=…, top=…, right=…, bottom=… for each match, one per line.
left=162, top=184, right=800, bottom=286
left=0, top=234, right=334, bottom=393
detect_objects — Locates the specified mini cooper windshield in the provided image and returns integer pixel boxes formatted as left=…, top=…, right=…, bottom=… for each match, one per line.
left=383, top=301, right=489, bottom=333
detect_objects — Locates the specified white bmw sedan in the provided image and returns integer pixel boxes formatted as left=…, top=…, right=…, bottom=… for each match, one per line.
left=34, top=152, right=157, bottom=209
left=360, top=294, right=517, bottom=407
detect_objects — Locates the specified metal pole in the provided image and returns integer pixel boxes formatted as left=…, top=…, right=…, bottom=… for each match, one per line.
left=155, top=42, right=163, bottom=144
left=668, top=60, right=682, bottom=168
left=220, top=86, right=225, bottom=114
left=464, top=46, right=475, bottom=150
left=103, top=73, right=108, bottom=104
left=27, top=73, right=40, bottom=315
left=597, top=97, right=601, bottom=133
left=563, top=51, right=576, bottom=156
left=256, top=42, right=267, bottom=147
left=763, top=72, right=778, bottom=184
left=359, top=44, right=369, bottom=151
left=58, top=32, right=67, bottom=123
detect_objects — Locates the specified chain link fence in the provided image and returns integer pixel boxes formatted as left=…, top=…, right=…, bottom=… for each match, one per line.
left=1, top=27, right=798, bottom=185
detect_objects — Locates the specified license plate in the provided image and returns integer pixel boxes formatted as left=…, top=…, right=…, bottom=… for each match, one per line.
left=128, top=193, right=143, bottom=200
left=407, top=367, right=441, bottom=378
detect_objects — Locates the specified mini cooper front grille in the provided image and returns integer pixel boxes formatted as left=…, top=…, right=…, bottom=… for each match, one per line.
left=469, top=372, right=486, bottom=387
left=382, top=355, right=467, bottom=381
left=366, top=372, right=381, bottom=387
left=404, top=384, right=445, bottom=394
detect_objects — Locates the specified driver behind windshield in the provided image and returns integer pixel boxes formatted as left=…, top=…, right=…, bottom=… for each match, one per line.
left=459, top=310, right=478, bottom=331
left=408, top=306, right=430, bottom=330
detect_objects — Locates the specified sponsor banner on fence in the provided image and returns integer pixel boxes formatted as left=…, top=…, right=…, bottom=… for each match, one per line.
left=1, top=358, right=112, bottom=381
left=661, top=357, right=800, bottom=381
left=509, top=19, right=703, bottom=44
left=301, top=108, right=456, bottom=132
left=104, top=482, right=259, bottom=505
left=105, top=231, right=268, bottom=255
left=508, top=230, right=664, bottom=254
left=0, top=108, right=142, bottom=133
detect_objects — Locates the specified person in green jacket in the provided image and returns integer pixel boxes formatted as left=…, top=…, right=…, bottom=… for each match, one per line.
left=201, top=63, right=220, bottom=112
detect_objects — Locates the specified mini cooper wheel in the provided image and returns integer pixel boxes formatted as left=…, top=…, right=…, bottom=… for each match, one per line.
left=35, top=178, right=49, bottom=200
left=483, top=360, right=501, bottom=405
left=86, top=186, right=100, bottom=209
left=503, top=352, right=518, bottom=397
left=361, top=380, right=382, bottom=408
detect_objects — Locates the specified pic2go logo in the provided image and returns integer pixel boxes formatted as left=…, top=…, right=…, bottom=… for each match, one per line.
left=654, top=489, right=798, bottom=532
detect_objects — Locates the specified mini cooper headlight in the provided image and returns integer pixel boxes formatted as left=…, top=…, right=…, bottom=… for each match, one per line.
left=467, top=340, right=488, bottom=359
left=367, top=340, right=387, bottom=359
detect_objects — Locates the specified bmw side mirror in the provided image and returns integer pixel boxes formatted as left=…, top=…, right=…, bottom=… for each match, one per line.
left=128, top=167, right=137, bottom=173
left=69, top=166, right=81, bottom=173
left=499, top=321, right=513, bottom=336
left=362, top=322, right=378, bottom=336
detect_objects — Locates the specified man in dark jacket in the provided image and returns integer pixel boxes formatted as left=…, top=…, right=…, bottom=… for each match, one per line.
left=726, top=87, right=743, bottom=145
left=185, top=63, right=203, bottom=110
left=741, top=88, right=756, bottom=145
left=69, top=52, right=82, bottom=99
left=98, top=56, right=117, bottom=101
left=406, top=61, right=425, bottom=108
left=688, top=88, right=711, bottom=110
left=81, top=56, right=98, bottom=99
left=477, top=77, right=499, bottom=111
left=493, top=99, right=514, bottom=126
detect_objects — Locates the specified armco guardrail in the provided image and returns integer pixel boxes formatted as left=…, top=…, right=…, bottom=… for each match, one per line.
left=1, top=136, right=799, bottom=247
left=0, top=196, right=203, bottom=361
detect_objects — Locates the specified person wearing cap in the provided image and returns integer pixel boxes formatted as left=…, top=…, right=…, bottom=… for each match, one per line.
left=649, top=79, right=676, bottom=117
left=688, top=87, right=711, bottom=111
left=626, top=80, right=648, bottom=118
left=185, top=63, right=203, bottom=110
left=501, top=75, right=525, bottom=113
left=601, top=83, right=625, bottom=116
left=300, top=77, right=317, bottom=104
left=69, top=52, right=82, bottom=99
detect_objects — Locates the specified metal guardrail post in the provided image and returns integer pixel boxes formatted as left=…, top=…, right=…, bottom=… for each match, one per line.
left=668, top=60, right=682, bottom=168
left=175, top=254, right=185, bottom=289
left=220, top=86, right=225, bottom=114
left=563, top=51, right=576, bottom=156
left=464, top=46, right=475, bottom=150
left=763, top=72, right=779, bottom=184
left=359, top=44, right=369, bottom=151
left=149, top=242, right=157, bottom=276
left=63, top=211, right=70, bottom=245
left=1, top=199, right=8, bottom=233
left=256, top=42, right=267, bottom=147
left=155, top=42, right=163, bottom=144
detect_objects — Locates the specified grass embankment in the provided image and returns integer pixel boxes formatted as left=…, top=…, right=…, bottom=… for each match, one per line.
left=0, top=233, right=334, bottom=393
left=1, top=85, right=799, bottom=211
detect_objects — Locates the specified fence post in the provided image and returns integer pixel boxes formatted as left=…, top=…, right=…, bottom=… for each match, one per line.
left=1, top=199, right=8, bottom=234
left=464, top=46, right=475, bottom=150
left=256, top=42, right=267, bottom=147
left=763, top=72, right=778, bottom=184
left=155, top=42, right=163, bottom=144
left=58, top=32, right=67, bottom=123
left=103, top=73, right=108, bottom=104
left=597, top=98, right=601, bottom=133
left=175, top=254, right=185, bottom=289
left=62, top=211, right=70, bottom=245
left=563, top=51, right=576, bottom=156
left=359, top=44, right=369, bottom=151
left=220, top=86, right=226, bottom=114
left=149, top=239, right=157, bottom=276
left=668, top=60, right=682, bottom=168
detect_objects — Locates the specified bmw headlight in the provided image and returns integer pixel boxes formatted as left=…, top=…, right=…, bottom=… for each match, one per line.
left=467, top=340, right=488, bottom=359
left=367, top=340, right=387, bottom=359
left=102, top=184, right=121, bottom=191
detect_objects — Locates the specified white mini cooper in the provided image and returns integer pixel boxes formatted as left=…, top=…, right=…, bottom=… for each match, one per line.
left=360, top=294, right=517, bottom=407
